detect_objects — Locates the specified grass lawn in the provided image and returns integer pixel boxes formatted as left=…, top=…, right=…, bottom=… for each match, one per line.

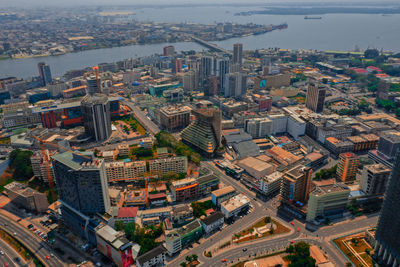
left=334, top=236, right=375, bottom=267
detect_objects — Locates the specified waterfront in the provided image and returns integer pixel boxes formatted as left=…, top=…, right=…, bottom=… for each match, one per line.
left=1, top=6, right=400, bottom=79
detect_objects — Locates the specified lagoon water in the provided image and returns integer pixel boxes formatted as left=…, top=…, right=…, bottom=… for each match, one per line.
left=1, top=5, right=399, bottom=79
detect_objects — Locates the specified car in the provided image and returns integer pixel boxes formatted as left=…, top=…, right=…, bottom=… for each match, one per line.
left=222, top=259, right=227, bottom=262
left=13, top=232, right=17, bottom=236
left=45, top=256, right=50, bottom=260
left=14, top=258, right=20, bottom=263
left=16, top=218, right=22, bottom=222
left=291, top=240, right=295, bottom=244
left=242, top=248, right=247, bottom=252
left=0, top=250, right=4, bottom=255
left=50, top=253, right=54, bottom=257
left=297, top=227, right=300, bottom=232
left=290, top=222, right=294, bottom=226
left=32, top=228, right=37, bottom=231
left=4, top=263, right=8, bottom=267
left=27, top=224, right=33, bottom=229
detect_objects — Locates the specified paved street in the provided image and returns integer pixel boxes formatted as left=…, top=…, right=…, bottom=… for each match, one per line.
left=0, top=214, right=65, bottom=267
left=0, top=238, right=25, bottom=267
left=122, top=100, right=160, bottom=135
left=168, top=160, right=379, bottom=267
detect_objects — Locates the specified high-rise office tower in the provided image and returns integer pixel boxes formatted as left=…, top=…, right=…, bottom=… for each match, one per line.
left=224, top=72, right=247, bottom=98
left=306, top=82, right=326, bottom=113
left=375, top=151, right=400, bottom=266
left=171, top=58, right=183, bottom=74
left=233, top=43, right=243, bottom=65
left=81, top=93, right=111, bottom=142
left=163, top=45, right=175, bottom=57
left=183, top=71, right=198, bottom=93
left=218, top=58, right=230, bottom=94
left=281, top=165, right=313, bottom=204
left=181, top=108, right=222, bottom=157
left=201, top=56, right=213, bottom=86
left=37, top=62, right=52, bottom=86
left=86, top=75, right=100, bottom=95
left=336, top=152, right=359, bottom=183
left=52, top=151, right=110, bottom=242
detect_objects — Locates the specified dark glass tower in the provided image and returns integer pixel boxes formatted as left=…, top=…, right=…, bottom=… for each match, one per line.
left=375, top=151, right=400, bottom=266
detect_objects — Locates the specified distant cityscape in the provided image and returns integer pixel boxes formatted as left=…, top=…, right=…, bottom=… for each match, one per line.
left=1, top=3, right=400, bottom=267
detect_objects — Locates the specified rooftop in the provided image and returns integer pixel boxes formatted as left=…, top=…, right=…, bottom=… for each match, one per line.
left=160, top=105, right=191, bottom=115
left=117, top=207, right=138, bottom=218
left=200, top=211, right=224, bottom=226
left=51, top=151, right=100, bottom=171
left=310, top=183, right=350, bottom=197
left=238, top=157, right=274, bottom=172
left=136, top=245, right=167, bottom=266
left=221, top=194, right=250, bottom=212
left=212, top=186, right=236, bottom=197
left=286, top=165, right=310, bottom=180
left=364, top=163, right=391, bottom=174
left=176, top=219, right=202, bottom=236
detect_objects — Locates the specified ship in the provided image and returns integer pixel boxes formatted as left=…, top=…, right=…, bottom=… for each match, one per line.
left=304, top=16, right=322, bottom=19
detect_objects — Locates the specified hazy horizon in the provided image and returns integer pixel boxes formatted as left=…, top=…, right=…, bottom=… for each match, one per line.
left=1, top=0, right=398, bottom=8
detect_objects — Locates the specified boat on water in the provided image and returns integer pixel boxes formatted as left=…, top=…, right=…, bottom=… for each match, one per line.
left=304, top=16, right=322, bottom=19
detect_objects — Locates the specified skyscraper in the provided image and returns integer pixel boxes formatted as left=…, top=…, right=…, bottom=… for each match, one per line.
left=201, top=56, right=213, bottom=86
left=336, top=152, right=359, bottom=183
left=218, top=58, right=230, bottom=94
left=81, top=94, right=111, bottom=142
left=181, top=108, right=222, bottom=157
left=375, top=151, right=400, bottom=266
left=37, top=62, right=52, bottom=86
left=224, top=72, right=247, bottom=98
left=163, top=45, right=175, bottom=57
left=306, top=82, right=326, bottom=113
left=86, top=75, right=100, bottom=95
left=233, top=43, right=243, bottom=65
left=52, top=151, right=110, bottom=243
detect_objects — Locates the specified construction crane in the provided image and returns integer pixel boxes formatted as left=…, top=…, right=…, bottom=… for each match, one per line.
left=92, top=66, right=100, bottom=92
left=31, top=135, right=92, bottom=202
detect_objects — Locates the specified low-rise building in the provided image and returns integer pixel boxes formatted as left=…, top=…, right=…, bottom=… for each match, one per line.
left=138, top=207, right=172, bottom=219
left=196, top=172, right=219, bottom=197
left=139, top=137, right=153, bottom=149
left=105, top=161, right=146, bottom=182
left=109, top=188, right=121, bottom=206
left=170, top=178, right=198, bottom=202
left=95, top=225, right=137, bottom=267
left=259, top=171, right=283, bottom=196
left=136, top=245, right=167, bottom=267
left=306, top=183, right=350, bottom=222
left=237, top=156, right=275, bottom=179
left=117, top=144, right=130, bottom=157
left=149, top=193, right=167, bottom=207
left=325, top=137, right=354, bottom=156
left=124, top=190, right=147, bottom=207
left=165, top=219, right=203, bottom=256
left=172, top=204, right=194, bottom=225
left=360, top=164, right=391, bottom=195
left=115, top=207, right=138, bottom=225
left=5, top=182, right=49, bottom=213
left=149, top=156, right=188, bottom=176
left=102, top=150, right=116, bottom=162
left=220, top=194, right=251, bottom=219
left=156, top=147, right=169, bottom=159
left=211, top=186, right=237, bottom=207
left=200, top=211, right=224, bottom=234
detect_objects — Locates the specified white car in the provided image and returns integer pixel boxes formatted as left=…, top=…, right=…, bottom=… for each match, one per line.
left=0, top=250, right=4, bottom=255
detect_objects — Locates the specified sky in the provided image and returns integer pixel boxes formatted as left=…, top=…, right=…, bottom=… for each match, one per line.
left=0, top=0, right=395, bottom=8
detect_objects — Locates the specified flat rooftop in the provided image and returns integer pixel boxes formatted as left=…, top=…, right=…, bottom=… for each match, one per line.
left=311, top=183, right=350, bottom=197
left=212, top=185, right=235, bottom=197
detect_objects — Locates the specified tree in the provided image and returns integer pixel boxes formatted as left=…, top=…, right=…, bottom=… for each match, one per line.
left=364, top=49, right=379, bottom=59
left=186, top=255, right=193, bottom=262
left=192, top=254, right=198, bottom=261
left=286, top=242, right=316, bottom=267
left=180, top=262, right=186, bottom=267
left=9, top=149, right=33, bottom=181
left=115, top=221, right=125, bottom=231
left=265, top=217, right=271, bottom=223
left=346, top=263, right=353, bottom=267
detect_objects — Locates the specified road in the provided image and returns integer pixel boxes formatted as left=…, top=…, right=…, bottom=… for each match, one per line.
left=168, top=160, right=378, bottom=267
left=0, top=214, right=65, bottom=267
left=168, top=161, right=275, bottom=267
left=122, top=100, right=160, bottom=135
left=0, top=238, right=26, bottom=267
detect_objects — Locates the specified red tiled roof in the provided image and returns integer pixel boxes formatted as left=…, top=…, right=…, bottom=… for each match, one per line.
left=149, top=193, right=167, bottom=200
left=117, top=207, right=138, bottom=218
